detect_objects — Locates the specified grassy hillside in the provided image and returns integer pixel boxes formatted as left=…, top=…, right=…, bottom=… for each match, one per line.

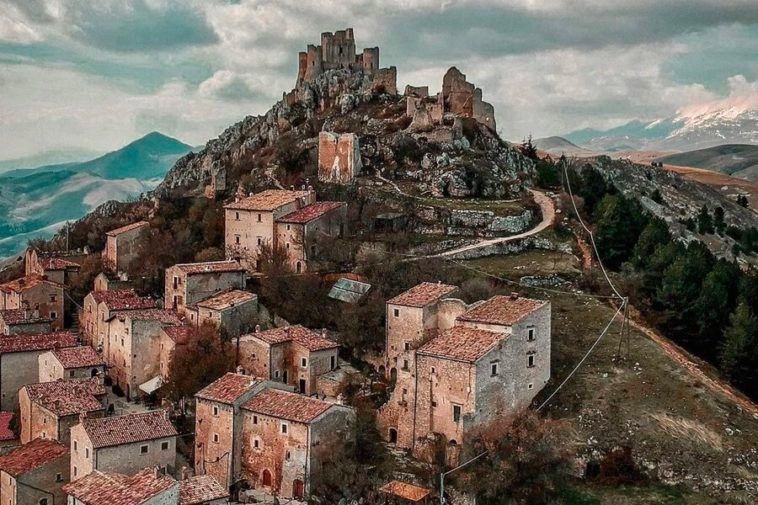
left=657, top=144, right=758, bottom=181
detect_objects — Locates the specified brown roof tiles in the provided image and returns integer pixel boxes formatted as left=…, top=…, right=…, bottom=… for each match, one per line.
left=38, top=256, right=81, bottom=271
left=195, top=289, right=256, bottom=311
left=379, top=480, right=432, bottom=502
left=0, top=331, right=77, bottom=355
left=387, top=282, right=458, bottom=308
left=417, top=327, right=507, bottom=363
left=173, top=260, right=245, bottom=275
left=162, top=325, right=194, bottom=345
left=0, top=438, right=68, bottom=477
left=277, top=201, right=345, bottom=224
left=224, top=189, right=309, bottom=211
left=51, top=346, right=105, bottom=369
left=245, top=325, right=338, bottom=351
left=118, top=309, right=182, bottom=325
left=242, top=388, right=332, bottom=423
left=457, top=295, right=548, bottom=326
left=91, top=290, right=156, bottom=311
left=0, top=275, right=65, bottom=294
left=195, top=372, right=261, bottom=405
left=105, top=221, right=149, bottom=237
left=22, top=378, right=106, bottom=417
left=80, top=410, right=177, bottom=448
left=179, top=474, right=229, bottom=504
left=0, top=309, right=53, bottom=325
left=63, top=468, right=177, bottom=505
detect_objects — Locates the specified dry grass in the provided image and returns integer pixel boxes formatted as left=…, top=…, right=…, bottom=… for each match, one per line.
left=649, top=413, right=723, bottom=451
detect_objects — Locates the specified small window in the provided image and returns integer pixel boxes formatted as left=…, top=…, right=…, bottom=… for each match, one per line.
left=402, top=359, right=409, bottom=371
left=286, top=450, right=291, bottom=460
left=274, top=370, right=280, bottom=379
left=213, top=433, right=219, bottom=443
left=257, top=237, right=262, bottom=246
left=140, top=445, right=148, bottom=454
left=431, top=366, right=436, bottom=374
left=528, top=383, right=534, bottom=389
left=301, top=357, right=307, bottom=368
left=56, top=473, right=63, bottom=482
left=431, top=401, right=437, bottom=408
left=286, top=243, right=290, bottom=250
left=281, top=423, right=288, bottom=434
left=235, top=212, right=240, bottom=221
left=49, top=295, right=56, bottom=302
left=527, top=327, right=535, bottom=341
left=85, top=448, right=89, bottom=458
left=393, top=308, right=399, bottom=318
left=287, top=224, right=291, bottom=231
left=40, top=498, right=48, bottom=505
left=528, top=354, right=535, bottom=368
left=491, top=362, right=499, bottom=376
left=213, top=406, right=219, bottom=416
left=69, top=370, right=75, bottom=378
left=50, top=311, right=57, bottom=319
left=453, top=404, right=462, bottom=423
left=73, top=441, right=78, bottom=452
left=253, top=415, right=258, bottom=425
left=161, top=441, right=169, bottom=450
left=73, top=466, right=77, bottom=477
left=330, top=355, right=336, bottom=370
left=257, top=213, right=262, bottom=222
left=254, top=438, right=260, bottom=449
left=235, top=236, right=241, bottom=245
left=404, top=342, right=410, bottom=351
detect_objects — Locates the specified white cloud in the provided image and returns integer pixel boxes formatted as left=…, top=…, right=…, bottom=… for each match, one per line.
left=0, top=4, right=42, bottom=43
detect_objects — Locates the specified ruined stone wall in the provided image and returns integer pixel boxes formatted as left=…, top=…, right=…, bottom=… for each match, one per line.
left=372, top=66, right=397, bottom=95
left=6, top=283, right=65, bottom=330
left=195, top=399, right=236, bottom=489
left=404, top=85, right=429, bottom=98
left=318, top=132, right=361, bottom=184
left=442, top=67, right=497, bottom=130
left=275, top=222, right=306, bottom=273
left=104, top=224, right=148, bottom=273
left=435, top=298, right=469, bottom=330
left=362, top=47, right=379, bottom=74
left=236, top=338, right=273, bottom=378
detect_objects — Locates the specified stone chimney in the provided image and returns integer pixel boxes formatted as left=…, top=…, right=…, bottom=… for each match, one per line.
left=153, top=466, right=160, bottom=478
left=180, top=466, right=190, bottom=481
left=255, top=324, right=261, bottom=333
left=236, top=365, right=245, bottom=375
left=321, top=328, right=327, bottom=338
left=510, top=292, right=520, bottom=300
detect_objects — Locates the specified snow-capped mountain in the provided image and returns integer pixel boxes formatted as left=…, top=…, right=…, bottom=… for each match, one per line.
left=564, top=90, right=758, bottom=152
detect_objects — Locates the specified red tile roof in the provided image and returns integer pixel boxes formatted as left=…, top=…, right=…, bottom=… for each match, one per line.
left=417, top=327, right=507, bottom=363
left=457, top=295, right=548, bottom=326
left=63, top=468, right=177, bottom=505
left=0, top=438, right=68, bottom=476
left=243, top=388, right=332, bottom=423
left=277, top=201, right=345, bottom=224
left=179, top=474, right=229, bottom=504
left=380, top=480, right=432, bottom=502
left=0, top=412, right=14, bottom=441
left=0, top=309, right=52, bottom=325
left=195, top=372, right=261, bottom=405
left=224, top=189, right=309, bottom=211
left=162, top=325, right=194, bottom=345
left=51, top=346, right=105, bottom=369
left=0, top=332, right=78, bottom=355
left=80, top=410, right=177, bottom=448
left=388, top=282, right=458, bottom=307
left=0, top=275, right=65, bottom=294
left=105, top=221, right=149, bottom=237
left=246, top=325, right=338, bottom=351
left=22, top=378, right=106, bottom=417
left=195, top=289, right=257, bottom=311
left=90, top=290, right=156, bottom=311
left=38, top=256, right=81, bottom=271
left=118, top=309, right=182, bottom=325
left=173, top=260, right=245, bottom=275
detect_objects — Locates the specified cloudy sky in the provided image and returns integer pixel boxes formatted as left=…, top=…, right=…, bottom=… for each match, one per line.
left=1, top=0, right=757, bottom=159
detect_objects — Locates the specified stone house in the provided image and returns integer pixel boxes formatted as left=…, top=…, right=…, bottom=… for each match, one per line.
left=38, top=346, right=106, bottom=382
left=80, top=289, right=155, bottom=349
left=25, top=249, right=82, bottom=286
left=18, top=378, right=107, bottom=445
left=0, top=275, right=66, bottom=330
left=69, top=410, right=178, bottom=481
left=185, top=289, right=258, bottom=338
left=318, top=132, right=361, bottom=184
left=0, top=438, right=69, bottom=505
left=92, top=271, right=133, bottom=293
left=104, top=309, right=182, bottom=400
left=379, top=480, right=432, bottom=504
left=378, top=284, right=551, bottom=458
left=164, top=261, right=247, bottom=315
left=0, top=309, right=52, bottom=336
left=0, top=332, right=78, bottom=411
left=275, top=201, right=347, bottom=273
left=239, top=388, right=354, bottom=500
left=102, top=221, right=149, bottom=273
left=179, top=474, right=229, bottom=505
left=235, top=325, right=340, bottom=396
left=63, top=467, right=180, bottom=504
left=159, top=326, right=193, bottom=380
left=194, top=372, right=270, bottom=493
left=224, top=189, right=315, bottom=273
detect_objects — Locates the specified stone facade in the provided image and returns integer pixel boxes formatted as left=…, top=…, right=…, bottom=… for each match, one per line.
left=318, top=132, right=361, bottom=184
left=38, top=347, right=106, bottom=382
left=164, top=262, right=246, bottom=315
left=80, top=290, right=155, bottom=349
left=24, top=248, right=82, bottom=286
left=103, top=221, right=149, bottom=273
left=0, top=309, right=52, bottom=336
left=274, top=202, right=347, bottom=273
left=0, top=439, right=69, bottom=505
left=185, top=290, right=258, bottom=338
left=0, top=276, right=66, bottom=331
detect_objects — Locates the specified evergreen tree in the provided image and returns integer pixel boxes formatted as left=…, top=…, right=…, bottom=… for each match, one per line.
left=580, top=166, right=609, bottom=216
left=694, top=260, right=741, bottom=359
left=697, top=205, right=714, bottom=234
left=713, top=206, right=726, bottom=234
left=720, top=302, right=758, bottom=398
left=631, top=217, right=671, bottom=269
left=594, top=194, right=647, bottom=269
left=520, top=135, right=538, bottom=160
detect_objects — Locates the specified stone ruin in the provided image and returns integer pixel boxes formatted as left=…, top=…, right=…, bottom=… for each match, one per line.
left=406, top=67, right=496, bottom=131
left=318, top=131, right=361, bottom=184
left=295, top=28, right=397, bottom=94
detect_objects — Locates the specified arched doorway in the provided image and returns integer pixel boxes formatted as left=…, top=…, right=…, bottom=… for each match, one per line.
left=389, top=428, right=398, bottom=444
left=261, top=469, right=272, bottom=487
left=390, top=367, right=397, bottom=384
left=293, top=479, right=305, bottom=499
left=296, top=261, right=302, bottom=273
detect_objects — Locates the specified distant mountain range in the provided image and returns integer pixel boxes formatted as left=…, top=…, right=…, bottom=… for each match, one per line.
left=533, top=136, right=595, bottom=157
left=656, top=144, right=758, bottom=182
left=0, top=132, right=193, bottom=258
left=563, top=96, right=758, bottom=152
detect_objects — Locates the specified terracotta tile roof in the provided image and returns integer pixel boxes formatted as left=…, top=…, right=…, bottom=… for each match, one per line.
left=196, top=289, right=257, bottom=311
left=224, top=189, right=309, bottom=211
left=0, top=309, right=52, bottom=325
left=379, top=480, right=432, bottom=502
left=0, top=438, right=68, bottom=477
left=388, top=282, right=458, bottom=308
left=195, top=372, right=261, bottom=405
left=80, top=410, right=177, bottom=448
left=63, top=468, right=178, bottom=505
left=277, top=201, right=345, bottom=224
left=38, top=256, right=81, bottom=271
left=118, top=309, right=182, bottom=325
left=105, top=221, right=149, bottom=237
left=457, top=295, right=548, bottom=326
left=0, top=275, right=65, bottom=294
left=242, top=388, right=332, bottom=423
left=22, top=378, right=106, bottom=417
left=91, top=290, right=156, bottom=311
left=162, top=325, right=194, bottom=345
left=0, top=331, right=77, bottom=355
left=179, top=474, right=229, bottom=504
left=417, top=327, right=507, bottom=363
left=173, top=260, right=245, bottom=275
left=52, top=346, right=105, bottom=369
left=244, top=325, right=338, bottom=351
left=0, top=412, right=14, bottom=441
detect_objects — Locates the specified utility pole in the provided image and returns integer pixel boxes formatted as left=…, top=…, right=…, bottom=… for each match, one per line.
left=439, top=451, right=487, bottom=504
